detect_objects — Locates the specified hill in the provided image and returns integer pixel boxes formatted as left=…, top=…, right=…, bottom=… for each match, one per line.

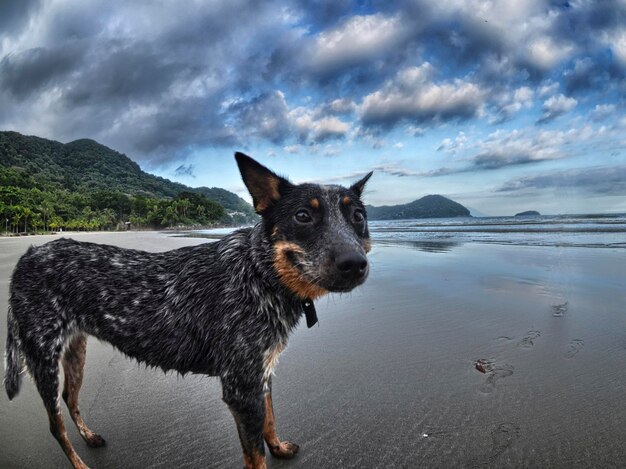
left=367, top=195, right=471, bottom=220
left=0, top=131, right=257, bottom=228
left=515, top=210, right=540, bottom=217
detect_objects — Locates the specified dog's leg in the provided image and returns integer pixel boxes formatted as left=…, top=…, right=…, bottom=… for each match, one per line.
left=62, top=334, right=105, bottom=448
left=31, top=355, right=90, bottom=469
left=263, top=378, right=299, bottom=459
left=223, top=383, right=267, bottom=469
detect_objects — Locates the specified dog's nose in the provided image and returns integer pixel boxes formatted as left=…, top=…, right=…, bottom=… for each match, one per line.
left=335, top=252, right=368, bottom=279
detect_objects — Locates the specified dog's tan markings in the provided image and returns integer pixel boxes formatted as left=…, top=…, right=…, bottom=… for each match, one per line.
left=62, top=334, right=105, bottom=448
left=273, top=241, right=327, bottom=300
left=263, top=343, right=285, bottom=388
left=46, top=407, right=90, bottom=469
left=342, top=196, right=351, bottom=205
left=310, top=198, right=320, bottom=209
left=363, top=238, right=372, bottom=253
left=253, top=175, right=281, bottom=212
left=228, top=410, right=267, bottom=469
left=263, top=392, right=300, bottom=459
left=243, top=449, right=267, bottom=469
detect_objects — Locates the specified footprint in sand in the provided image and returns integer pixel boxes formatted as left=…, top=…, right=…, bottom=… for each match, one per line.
left=552, top=302, right=568, bottom=317
left=518, top=330, right=541, bottom=349
left=494, top=336, right=514, bottom=345
left=564, top=339, right=584, bottom=359
left=490, top=422, right=521, bottom=459
left=478, top=362, right=515, bottom=394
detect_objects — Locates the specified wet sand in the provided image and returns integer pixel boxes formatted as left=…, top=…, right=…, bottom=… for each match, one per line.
left=1, top=232, right=626, bottom=468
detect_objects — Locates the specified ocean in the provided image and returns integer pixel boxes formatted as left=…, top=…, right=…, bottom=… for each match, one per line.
left=368, top=213, right=626, bottom=250
left=190, top=213, right=626, bottom=250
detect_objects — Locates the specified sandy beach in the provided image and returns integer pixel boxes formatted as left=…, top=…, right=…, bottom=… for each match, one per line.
left=1, top=231, right=625, bottom=468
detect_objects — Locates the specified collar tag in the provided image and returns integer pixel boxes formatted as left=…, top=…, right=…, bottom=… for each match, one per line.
left=303, top=300, right=318, bottom=328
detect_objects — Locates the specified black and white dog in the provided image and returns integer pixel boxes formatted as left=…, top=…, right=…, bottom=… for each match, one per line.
left=4, top=153, right=372, bottom=469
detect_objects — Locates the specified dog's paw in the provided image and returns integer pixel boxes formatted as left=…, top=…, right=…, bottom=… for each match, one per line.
left=268, top=441, right=299, bottom=459
left=85, top=433, right=106, bottom=448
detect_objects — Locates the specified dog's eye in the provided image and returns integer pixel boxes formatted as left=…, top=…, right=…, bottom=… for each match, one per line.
left=353, top=210, right=365, bottom=223
left=295, top=209, right=312, bottom=224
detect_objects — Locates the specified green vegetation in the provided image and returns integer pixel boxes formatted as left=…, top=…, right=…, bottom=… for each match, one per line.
left=0, top=131, right=257, bottom=234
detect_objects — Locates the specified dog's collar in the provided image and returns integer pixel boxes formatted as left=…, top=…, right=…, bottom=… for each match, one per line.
left=302, top=300, right=318, bottom=328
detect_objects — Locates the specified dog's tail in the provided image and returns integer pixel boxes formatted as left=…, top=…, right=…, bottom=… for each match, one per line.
left=4, top=305, right=23, bottom=400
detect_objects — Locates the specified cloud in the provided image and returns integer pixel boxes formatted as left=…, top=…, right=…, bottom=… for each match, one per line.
left=0, top=0, right=41, bottom=36
left=359, top=63, right=485, bottom=128
left=591, top=104, right=617, bottom=122
left=490, top=86, right=534, bottom=124
left=499, top=166, right=626, bottom=195
left=0, top=0, right=624, bottom=167
left=290, top=109, right=351, bottom=142
left=174, top=164, right=195, bottom=177
left=537, top=94, right=577, bottom=124
left=308, top=13, right=410, bottom=75
left=606, top=28, right=626, bottom=66
left=309, top=163, right=424, bottom=186
left=470, top=126, right=589, bottom=169
left=405, top=125, right=426, bottom=137
left=283, top=144, right=300, bottom=154
left=229, top=91, right=292, bottom=144
left=538, top=81, right=559, bottom=97
left=426, top=123, right=607, bottom=175
left=0, top=44, right=86, bottom=100
left=228, top=91, right=351, bottom=145
left=0, top=0, right=293, bottom=163
left=437, top=132, right=468, bottom=154
left=326, top=98, right=356, bottom=115
left=525, top=36, right=574, bottom=71
left=563, top=57, right=595, bottom=93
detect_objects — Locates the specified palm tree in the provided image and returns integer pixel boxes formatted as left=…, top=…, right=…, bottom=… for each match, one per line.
left=11, top=206, right=23, bottom=233
left=22, top=207, right=32, bottom=233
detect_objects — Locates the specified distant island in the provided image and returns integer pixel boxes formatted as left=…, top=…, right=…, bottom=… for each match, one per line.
left=515, top=210, right=541, bottom=217
left=367, top=195, right=471, bottom=220
left=0, top=131, right=257, bottom=233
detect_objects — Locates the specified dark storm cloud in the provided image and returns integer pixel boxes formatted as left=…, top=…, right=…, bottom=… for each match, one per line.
left=498, top=166, right=626, bottom=195
left=0, top=0, right=42, bottom=35
left=0, top=0, right=280, bottom=163
left=61, top=41, right=182, bottom=106
left=108, top=95, right=239, bottom=159
left=0, top=45, right=84, bottom=98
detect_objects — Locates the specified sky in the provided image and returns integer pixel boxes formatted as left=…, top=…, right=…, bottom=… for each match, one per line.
left=1, top=0, right=625, bottom=215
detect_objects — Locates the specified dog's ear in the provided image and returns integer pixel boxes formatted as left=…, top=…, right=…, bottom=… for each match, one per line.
left=350, top=171, right=373, bottom=198
left=235, top=152, right=292, bottom=214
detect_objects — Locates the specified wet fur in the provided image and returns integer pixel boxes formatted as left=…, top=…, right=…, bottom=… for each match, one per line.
left=4, top=153, right=372, bottom=469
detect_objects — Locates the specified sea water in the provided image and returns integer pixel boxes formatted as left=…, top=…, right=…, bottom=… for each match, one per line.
left=368, top=214, right=626, bottom=250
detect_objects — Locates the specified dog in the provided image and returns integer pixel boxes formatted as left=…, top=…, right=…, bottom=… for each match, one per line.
left=4, top=152, right=372, bottom=469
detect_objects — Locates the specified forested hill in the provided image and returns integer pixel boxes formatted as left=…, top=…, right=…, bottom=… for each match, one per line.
left=366, top=195, right=471, bottom=220
left=0, top=131, right=255, bottom=215
left=0, top=131, right=257, bottom=232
